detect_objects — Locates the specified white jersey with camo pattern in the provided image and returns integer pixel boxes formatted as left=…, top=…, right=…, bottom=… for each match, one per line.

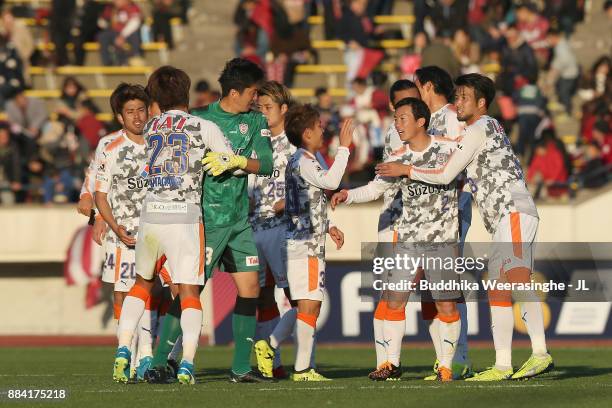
left=285, top=147, right=350, bottom=258
left=140, top=110, right=232, bottom=224
left=348, top=136, right=459, bottom=243
left=80, top=131, right=123, bottom=200
left=249, top=131, right=296, bottom=231
left=428, top=104, right=464, bottom=139
left=409, top=115, right=538, bottom=234
left=95, top=133, right=148, bottom=248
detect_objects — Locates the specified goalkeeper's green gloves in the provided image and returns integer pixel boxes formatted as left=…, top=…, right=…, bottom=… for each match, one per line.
left=202, top=152, right=248, bottom=176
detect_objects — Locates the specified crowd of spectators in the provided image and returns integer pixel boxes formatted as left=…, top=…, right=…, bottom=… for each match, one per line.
left=232, top=0, right=611, bottom=197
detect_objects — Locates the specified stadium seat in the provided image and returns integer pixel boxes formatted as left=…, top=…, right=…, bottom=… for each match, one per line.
left=28, top=66, right=153, bottom=90
left=308, top=15, right=415, bottom=38
left=290, top=88, right=347, bottom=98
left=312, top=39, right=411, bottom=50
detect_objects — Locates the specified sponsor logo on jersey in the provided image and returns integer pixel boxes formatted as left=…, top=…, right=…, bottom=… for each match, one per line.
left=436, top=153, right=449, bottom=166
left=261, top=129, right=271, bottom=137
left=239, top=123, right=249, bottom=134
left=140, top=165, right=149, bottom=178
left=245, top=256, right=259, bottom=266
left=405, top=183, right=451, bottom=197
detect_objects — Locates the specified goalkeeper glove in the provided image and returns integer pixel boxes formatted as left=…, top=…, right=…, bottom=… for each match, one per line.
left=202, top=152, right=248, bottom=176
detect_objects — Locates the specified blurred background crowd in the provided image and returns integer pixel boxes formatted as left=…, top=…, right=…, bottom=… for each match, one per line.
left=0, top=0, right=610, bottom=205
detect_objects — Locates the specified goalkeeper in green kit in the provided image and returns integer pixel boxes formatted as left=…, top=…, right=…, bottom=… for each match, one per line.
left=145, top=58, right=275, bottom=383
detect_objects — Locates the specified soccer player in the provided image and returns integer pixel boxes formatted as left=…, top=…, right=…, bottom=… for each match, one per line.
left=112, top=66, right=233, bottom=385
left=414, top=65, right=472, bottom=379
left=283, top=104, right=351, bottom=381
left=332, top=98, right=462, bottom=382
left=248, top=81, right=295, bottom=379
left=377, top=73, right=553, bottom=381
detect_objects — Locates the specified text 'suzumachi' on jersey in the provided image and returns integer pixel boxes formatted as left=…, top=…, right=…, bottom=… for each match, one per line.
left=409, top=116, right=538, bottom=234
left=248, top=131, right=296, bottom=231
left=285, top=147, right=350, bottom=257
left=140, top=110, right=231, bottom=224
left=347, top=136, right=459, bottom=243
left=95, top=132, right=148, bottom=247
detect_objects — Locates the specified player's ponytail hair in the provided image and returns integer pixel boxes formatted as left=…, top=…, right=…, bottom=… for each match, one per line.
left=258, top=80, right=293, bottom=109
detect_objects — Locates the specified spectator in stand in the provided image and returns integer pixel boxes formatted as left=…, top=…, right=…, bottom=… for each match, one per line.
left=350, top=77, right=384, bottom=158
left=0, top=122, right=22, bottom=204
left=366, top=0, right=394, bottom=18
left=98, top=0, right=143, bottom=66
left=49, top=0, right=76, bottom=66
left=543, top=0, right=580, bottom=35
left=547, top=28, right=579, bottom=115
left=234, top=0, right=269, bottom=62
left=452, top=28, right=480, bottom=74
left=55, top=77, right=98, bottom=126
left=515, top=2, right=549, bottom=66
left=421, top=32, right=460, bottom=79
left=0, top=35, right=24, bottom=109
left=578, top=142, right=609, bottom=189
left=498, top=23, right=538, bottom=97
left=579, top=56, right=611, bottom=102
left=192, top=80, right=217, bottom=109
left=336, top=104, right=371, bottom=183
left=1, top=8, right=34, bottom=84
left=314, top=87, right=341, bottom=163
left=76, top=100, right=105, bottom=150
left=152, top=0, right=179, bottom=49
left=527, top=131, right=569, bottom=199
left=430, top=0, right=468, bottom=38
left=5, top=88, right=48, bottom=138
left=592, top=121, right=612, bottom=166
left=73, top=0, right=104, bottom=65
left=400, top=31, right=427, bottom=77
left=607, top=0, right=612, bottom=19
left=514, top=79, right=547, bottom=157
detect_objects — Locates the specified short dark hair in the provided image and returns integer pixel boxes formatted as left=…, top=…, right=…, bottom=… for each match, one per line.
left=110, top=83, right=149, bottom=116
left=389, top=79, right=417, bottom=102
left=195, top=79, right=210, bottom=93
left=218, top=58, right=265, bottom=97
left=285, top=104, right=320, bottom=148
left=454, top=73, right=496, bottom=109
left=415, top=66, right=454, bottom=99
left=393, top=97, right=430, bottom=129
left=146, top=66, right=191, bottom=111
left=351, top=77, right=367, bottom=87
left=315, top=87, right=328, bottom=98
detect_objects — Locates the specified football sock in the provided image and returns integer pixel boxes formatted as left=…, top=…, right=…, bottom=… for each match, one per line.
left=117, top=285, right=149, bottom=349
left=438, top=312, right=461, bottom=369
left=150, top=296, right=182, bottom=369
left=295, top=312, right=317, bottom=372
left=520, top=301, right=548, bottom=356
left=180, top=296, right=203, bottom=365
left=383, top=307, right=405, bottom=367
left=270, top=307, right=297, bottom=348
left=373, top=300, right=388, bottom=367
left=491, top=305, right=514, bottom=370
left=232, top=296, right=258, bottom=375
left=130, top=334, right=139, bottom=369
left=137, top=298, right=153, bottom=358
left=428, top=318, right=441, bottom=363
left=454, top=302, right=469, bottom=365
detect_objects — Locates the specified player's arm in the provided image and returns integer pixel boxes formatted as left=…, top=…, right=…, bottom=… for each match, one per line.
left=77, top=140, right=107, bottom=216
left=301, top=147, right=350, bottom=190
left=244, top=126, right=273, bottom=175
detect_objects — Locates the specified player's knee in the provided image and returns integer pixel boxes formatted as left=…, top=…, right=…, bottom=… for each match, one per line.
left=386, top=300, right=407, bottom=311
left=435, top=301, right=457, bottom=317
left=505, top=266, right=531, bottom=283
left=488, top=289, right=512, bottom=307
left=297, top=300, right=321, bottom=317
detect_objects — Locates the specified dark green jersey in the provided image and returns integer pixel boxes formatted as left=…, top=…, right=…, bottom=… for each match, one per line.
left=192, top=101, right=273, bottom=228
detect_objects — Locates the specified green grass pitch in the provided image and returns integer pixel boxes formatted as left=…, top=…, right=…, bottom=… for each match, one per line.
left=0, top=346, right=611, bottom=407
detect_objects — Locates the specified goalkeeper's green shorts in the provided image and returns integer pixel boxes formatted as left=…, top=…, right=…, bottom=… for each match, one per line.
left=204, top=217, right=260, bottom=279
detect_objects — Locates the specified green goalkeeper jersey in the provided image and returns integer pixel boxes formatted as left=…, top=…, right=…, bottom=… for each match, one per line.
left=192, top=101, right=273, bottom=228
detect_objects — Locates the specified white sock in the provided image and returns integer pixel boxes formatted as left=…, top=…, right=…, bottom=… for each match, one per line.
left=309, top=340, right=316, bottom=369
left=491, top=306, right=514, bottom=370
left=439, top=318, right=461, bottom=369
left=180, top=307, right=203, bottom=365
left=270, top=308, right=297, bottom=349
left=137, top=308, right=153, bottom=359
left=294, top=314, right=316, bottom=372
left=520, top=302, right=548, bottom=356
left=373, top=315, right=386, bottom=367
left=383, top=318, right=405, bottom=366
left=168, top=334, right=183, bottom=362
left=130, top=334, right=138, bottom=369
left=117, top=295, right=146, bottom=348
left=428, top=319, right=441, bottom=362
left=454, top=302, right=469, bottom=364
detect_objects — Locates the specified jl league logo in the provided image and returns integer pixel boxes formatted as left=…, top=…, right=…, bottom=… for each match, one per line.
left=239, top=123, right=249, bottom=134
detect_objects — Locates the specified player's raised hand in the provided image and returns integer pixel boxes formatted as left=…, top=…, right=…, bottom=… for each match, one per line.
left=202, top=152, right=248, bottom=176
left=92, top=218, right=107, bottom=246
left=329, top=226, right=344, bottom=249
left=116, top=225, right=136, bottom=247
left=375, top=161, right=411, bottom=178
left=77, top=194, right=94, bottom=216
left=330, top=189, right=349, bottom=210
left=339, top=118, right=355, bottom=148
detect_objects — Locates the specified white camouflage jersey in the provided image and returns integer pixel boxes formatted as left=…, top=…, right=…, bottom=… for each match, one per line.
left=95, top=132, right=148, bottom=248
left=348, top=136, right=459, bottom=243
left=428, top=104, right=463, bottom=139
left=80, top=131, right=122, bottom=200
left=410, top=115, right=538, bottom=234
left=285, top=147, right=350, bottom=257
left=378, top=124, right=405, bottom=235
left=140, top=110, right=231, bottom=224
left=249, top=131, right=296, bottom=231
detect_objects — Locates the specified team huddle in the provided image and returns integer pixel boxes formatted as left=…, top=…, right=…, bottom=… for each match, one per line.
left=77, top=58, right=554, bottom=384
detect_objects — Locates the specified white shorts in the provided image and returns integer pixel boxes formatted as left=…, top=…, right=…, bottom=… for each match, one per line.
left=488, top=212, right=538, bottom=280
left=377, top=227, right=398, bottom=243
left=136, top=222, right=205, bottom=286
left=101, top=243, right=136, bottom=293
left=254, top=224, right=288, bottom=288
left=285, top=240, right=325, bottom=301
